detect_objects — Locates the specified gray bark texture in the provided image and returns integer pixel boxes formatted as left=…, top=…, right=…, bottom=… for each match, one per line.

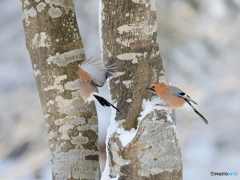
left=100, top=0, right=183, bottom=179
left=21, top=0, right=100, bottom=179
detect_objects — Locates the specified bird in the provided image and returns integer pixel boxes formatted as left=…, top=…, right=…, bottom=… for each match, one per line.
left=145, top=83, right=208, bottom=124
left=77, top=57, right=119, bottom=111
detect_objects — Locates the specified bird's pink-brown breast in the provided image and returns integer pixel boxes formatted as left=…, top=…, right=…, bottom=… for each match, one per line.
left=162, top=89, right=185, bottom=109
left=154, top=83, right=185, bottom=109
left=77, top=69, right=98, bottom=100
left=77, top=69, right=92, bottom=83
left=79, top=82, right=98, bottom=100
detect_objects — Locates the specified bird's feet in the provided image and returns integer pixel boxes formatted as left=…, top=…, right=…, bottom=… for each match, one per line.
left=156, top=103, right=168, bottom=107
left=154, top=109, right=170, bottom=115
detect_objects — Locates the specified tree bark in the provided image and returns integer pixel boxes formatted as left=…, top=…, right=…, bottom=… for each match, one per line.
left=100, top=0, right=182, bottom=179
left=21, top=0, right=100, bottom=179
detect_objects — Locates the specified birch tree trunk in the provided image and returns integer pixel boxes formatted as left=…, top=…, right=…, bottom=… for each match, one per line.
left=21, top=1, right=100, bottom=179
left=100, top=0, right=183, bottom=179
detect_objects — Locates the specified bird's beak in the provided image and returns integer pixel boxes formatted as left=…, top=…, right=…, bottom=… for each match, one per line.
left=145, top=87, right=155, bottom=92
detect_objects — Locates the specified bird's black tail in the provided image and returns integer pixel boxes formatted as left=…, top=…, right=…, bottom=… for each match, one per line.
left=93, top=94, right=119, bottom=112
left=185, top=100, right=208, bottom=124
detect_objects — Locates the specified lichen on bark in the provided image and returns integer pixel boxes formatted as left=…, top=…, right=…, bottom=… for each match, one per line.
left=21, top=0, right=100, bottom=179
left=100, top=0, right=182, bottom=179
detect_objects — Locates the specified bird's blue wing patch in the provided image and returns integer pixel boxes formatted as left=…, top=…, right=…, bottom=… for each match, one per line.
left=171, top=91, right=185, bottom=97
left=171, top=91, right=198, bottom=105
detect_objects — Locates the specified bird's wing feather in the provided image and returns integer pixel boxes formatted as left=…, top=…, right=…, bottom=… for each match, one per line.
left=80, top=57, right=107, bottom=87
left=167, top=86, right=198, bottom=105
left=105, top=58, right=117, bottom=78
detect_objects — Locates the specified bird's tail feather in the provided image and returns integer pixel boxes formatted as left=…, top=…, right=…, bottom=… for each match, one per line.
left=185, top=100, right=208, bottom=124
left=93, top=94, right=119, bottom=112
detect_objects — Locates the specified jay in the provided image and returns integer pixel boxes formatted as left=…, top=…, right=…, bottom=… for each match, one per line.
left=146, top=83, right=208, bottom=124
left=77, top=57, right=119, bottom=111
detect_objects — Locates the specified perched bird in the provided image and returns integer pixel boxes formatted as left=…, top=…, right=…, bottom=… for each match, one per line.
left=146, top=83, right=208, bottom=124
left=77, top=57, right=119, bottom=111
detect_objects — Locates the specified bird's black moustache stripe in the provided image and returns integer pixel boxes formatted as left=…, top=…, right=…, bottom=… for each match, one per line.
left=145, top=87, right=155, bottom=92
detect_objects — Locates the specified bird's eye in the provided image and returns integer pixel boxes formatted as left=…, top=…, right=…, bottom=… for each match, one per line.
left=152, top=85, right=155, bottom=89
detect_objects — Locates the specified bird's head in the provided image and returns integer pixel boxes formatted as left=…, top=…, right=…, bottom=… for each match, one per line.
left=145, top=84, right=157, bottom=93
left=145, top=83, right=168, bottom=94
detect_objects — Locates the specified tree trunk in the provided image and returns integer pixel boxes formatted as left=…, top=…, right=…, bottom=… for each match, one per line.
left=21, top=0, right=100, bottom=179
left=100, top=0, right=182, bottom=179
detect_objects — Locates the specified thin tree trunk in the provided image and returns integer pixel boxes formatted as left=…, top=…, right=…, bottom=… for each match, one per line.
left=21, top=1, right=100, bottom=179
left=100, top=0, right=182, bottom=179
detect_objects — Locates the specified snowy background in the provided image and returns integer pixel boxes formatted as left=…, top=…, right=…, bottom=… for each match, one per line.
left=0, top=0, right=240, bottom=179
